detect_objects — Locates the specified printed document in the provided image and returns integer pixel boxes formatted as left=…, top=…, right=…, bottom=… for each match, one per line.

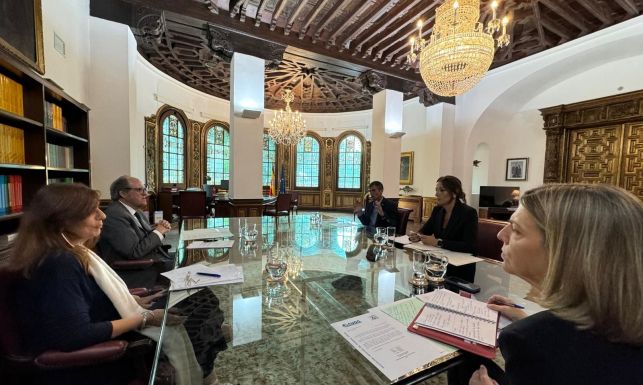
left=404, top=243, right=484, bottom=266
left=162, top=262, right=243, bottom=291
left=181, top=228, right=234, bottom=241
left=332, top=309, right=455, bottom=381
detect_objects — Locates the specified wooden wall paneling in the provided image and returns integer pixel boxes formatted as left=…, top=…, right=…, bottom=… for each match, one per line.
left=322, top=137, right=334, bottom=208
left=189, top=120, right=202, bottom=187
left=144, top=115, right=157, bottom=191
left=334, top=192, right=361, bottom=209
left=422, top=196, right=437, bottom=222
left=298, top=191, right=320, bottom=207
left=397, top=195, right=422, bottom=222
left=540, top=90, right=643, bottom=201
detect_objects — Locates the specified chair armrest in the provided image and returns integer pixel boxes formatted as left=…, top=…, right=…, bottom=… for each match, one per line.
left=34, top=340, right=128, bottom=369
left=161, top=245, right=172, bottom=252
left=111, top=259, right=155, bottom=270
left=129, top=286, right=166, bottom=297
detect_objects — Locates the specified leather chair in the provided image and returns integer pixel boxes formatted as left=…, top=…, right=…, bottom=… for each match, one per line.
left=0, top=269, right=155, bottom=385
left=289, top=191, right=299, bottom=216
left=178, top=190, right=207, bottom=225
left=264, top=193, right=292, bottom=225
left=396, top=208, right=413, bottom=236
left=476, top=218, right=508, bottom=261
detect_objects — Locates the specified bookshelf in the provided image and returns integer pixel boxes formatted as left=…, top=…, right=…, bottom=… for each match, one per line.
left=0, top=50, right=90, bottom=236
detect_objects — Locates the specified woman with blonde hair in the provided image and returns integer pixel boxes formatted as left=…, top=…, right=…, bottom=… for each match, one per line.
left=469, top=183, right=643, bottom=385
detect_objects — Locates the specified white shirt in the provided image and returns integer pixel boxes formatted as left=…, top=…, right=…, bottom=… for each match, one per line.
left=118, top=200, right=164, bottom=241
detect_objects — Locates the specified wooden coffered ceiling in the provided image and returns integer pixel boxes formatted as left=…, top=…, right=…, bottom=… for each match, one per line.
left=91, top=0, right=643, bottom=113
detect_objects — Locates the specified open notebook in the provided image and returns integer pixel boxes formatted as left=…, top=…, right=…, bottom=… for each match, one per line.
left=408, top=289, right=499, bottom=358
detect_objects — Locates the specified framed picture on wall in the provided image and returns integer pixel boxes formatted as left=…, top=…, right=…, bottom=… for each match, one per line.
left=0, top=0, right=45, bottom=74
left=400, top=151, right=414, bottom=185
left=506, top=158, right=529, bottom=181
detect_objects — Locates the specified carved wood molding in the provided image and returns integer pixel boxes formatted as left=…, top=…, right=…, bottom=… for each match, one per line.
left=540, top=90, right=643, bottom=200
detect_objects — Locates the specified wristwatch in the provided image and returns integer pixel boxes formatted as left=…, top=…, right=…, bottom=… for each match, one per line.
left=437, top=238, right=444, bottom=248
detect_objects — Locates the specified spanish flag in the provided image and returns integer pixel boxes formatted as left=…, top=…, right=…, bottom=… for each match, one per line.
left=270, top=167, right=275, bottom=196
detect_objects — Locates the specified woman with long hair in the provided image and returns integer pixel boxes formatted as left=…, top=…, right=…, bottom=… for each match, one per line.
left=469, top=184, right=643, bottom=385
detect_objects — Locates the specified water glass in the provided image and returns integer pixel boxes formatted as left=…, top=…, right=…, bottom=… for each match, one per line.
left=265, top=244, right=288, bottom=282
left=386, top=226, right=396, bottom=249
left=425, top=252, right=449, bottom=284
left=410, top=250, right=428, bottom=286
left=243, top=223, right=258, bottom=244
left=374, top=227, right=388, bottom=246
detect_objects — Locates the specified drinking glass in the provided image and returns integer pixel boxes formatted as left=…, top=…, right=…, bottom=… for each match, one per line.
left=374, top=227, right=388, bottom=246
left=386, top=226, right=396, bottom=249
left=243, top=223, right=258, bottom=244
left=265, top=244, right=288, bottom=282
left=410, top=250, right=428, bottom=286
left=425, top=252, right=449, bottom=285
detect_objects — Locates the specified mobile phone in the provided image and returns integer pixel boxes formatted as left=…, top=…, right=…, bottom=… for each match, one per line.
left=445, top=276, right=481, bottom=294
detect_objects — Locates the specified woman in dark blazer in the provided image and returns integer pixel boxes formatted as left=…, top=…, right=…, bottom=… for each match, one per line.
left=469, top=184, right=643, bottom=385
left=412, top=175, right=478, bottom=281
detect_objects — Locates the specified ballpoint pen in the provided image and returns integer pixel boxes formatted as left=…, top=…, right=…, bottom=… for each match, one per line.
left=492, top=300, right=525, bottom=309
left=196, top=272, right=222, bottom=278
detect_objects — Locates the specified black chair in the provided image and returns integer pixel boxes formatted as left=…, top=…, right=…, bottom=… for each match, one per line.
left=289, top=191, right=299, bottom=216
left=264, top=193, right=292, bottom=225
left=396, top=208, right=413, bottom=236
left=178, top=190, right=207, bottom=226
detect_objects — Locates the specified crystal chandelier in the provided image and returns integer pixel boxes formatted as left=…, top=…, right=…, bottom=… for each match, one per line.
left=407, top=0, right=510, bottom=97
left=268, top=89, right=307, bottom=145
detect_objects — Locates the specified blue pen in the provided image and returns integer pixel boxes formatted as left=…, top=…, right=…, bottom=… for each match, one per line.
left=196, top=272, right=221, bottom=278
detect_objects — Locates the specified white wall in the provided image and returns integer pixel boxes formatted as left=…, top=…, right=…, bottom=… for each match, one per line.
left=41, top=0, right=90, bottom=103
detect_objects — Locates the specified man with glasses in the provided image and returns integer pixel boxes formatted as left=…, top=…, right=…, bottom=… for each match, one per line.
left=98, top=175, right=174, bottom=287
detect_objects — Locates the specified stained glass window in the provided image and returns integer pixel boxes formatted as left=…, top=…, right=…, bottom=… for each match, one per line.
left=262, top=134, right=276, bottom=188
left=161, top=113, right=185, bottom=184
left=337, top=135, right=362, bottom=189
left=205, top=124, right=230, bottom=186
left=295, top=136, right=320, bottom=188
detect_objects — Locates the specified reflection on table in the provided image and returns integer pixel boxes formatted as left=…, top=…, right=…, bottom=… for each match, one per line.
left=150, top=214, right=534, bottom=385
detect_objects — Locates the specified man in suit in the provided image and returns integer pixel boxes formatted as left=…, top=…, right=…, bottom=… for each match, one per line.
left=98, top=175, right=174, bottom=287
left=353, top=181, right=399, bottom=229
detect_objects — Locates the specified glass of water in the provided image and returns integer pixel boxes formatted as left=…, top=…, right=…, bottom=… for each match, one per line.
left=386, top=226, right=396, bottom=249
left=410, top=250, right=429, bottom=286
left=425, top=252, right=449, bottom=285
left=374, top=227, right=388, bottom=246
left=265, top=243, right=288, bottom=282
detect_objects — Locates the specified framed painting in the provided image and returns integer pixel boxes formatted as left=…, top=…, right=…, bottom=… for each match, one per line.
left=506, top=158, right=529, bottom=181
left=0, top=0, right=45, bottom=74
left=400, top=151, right=414, bottom=185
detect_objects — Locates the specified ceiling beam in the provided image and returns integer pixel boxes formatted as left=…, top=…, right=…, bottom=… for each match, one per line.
left=285, top=0, right=309, bottom=36
left=539, top=16, right=571, bottom=43
left=326, top=0, right=380, bottom=48
left=539, top=0, right=589, bottom=34
left=254, top=0, right=268, bottom=27
left=614, top=0, right=640, bottom=16
left=531, top=0, right=547, bottom=48
left=575, top=0, right=611, bottom=25
left=338, top=0, right=408, bottom=52
left=270, top=0, right=288, bottom=31
left=118, top=0, right=422, bottom=82
left=298, top=0, right=332, bottom=40
left=309, top=2, right=345, bottom=43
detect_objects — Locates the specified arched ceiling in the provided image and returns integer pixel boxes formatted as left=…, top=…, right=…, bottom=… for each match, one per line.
left=91, top=0, right=643, bottom=113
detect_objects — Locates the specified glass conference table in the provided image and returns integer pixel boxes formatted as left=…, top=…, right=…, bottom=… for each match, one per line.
left=149, top=214, right=534, bottom=385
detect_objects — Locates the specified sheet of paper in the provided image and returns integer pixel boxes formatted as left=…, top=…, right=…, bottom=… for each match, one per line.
left=403, top=243, right=484, bottom=266
left=332, top=309, right=456, bottom=381
left=162, top=263, right=244, bottom=291
left=428, top=289, right=497, bottom=322
left=393, top=235, right=412, bottom=245
left=375, top=297, right=425, bottom=326
left=181, top=228, right=234, bottom=241
left=186, top=239, right=235, bottom=249
left=167, top=288, right=204, bottom=308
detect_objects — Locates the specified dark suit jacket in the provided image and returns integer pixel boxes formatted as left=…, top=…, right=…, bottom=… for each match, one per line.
left=98, top=201, right=169, bottom=264
left=357, top=197, right=399, bottom=228
left=499, top=311, right=643, bottom=385
left=419, top=200, right=478, bottom=253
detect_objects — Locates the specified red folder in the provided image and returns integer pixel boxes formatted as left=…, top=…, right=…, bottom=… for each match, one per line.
left=407, top=306, right=498, bottom=359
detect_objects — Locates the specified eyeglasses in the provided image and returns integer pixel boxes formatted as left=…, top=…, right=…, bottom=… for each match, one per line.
left=123, top=187, right=147, bottom=194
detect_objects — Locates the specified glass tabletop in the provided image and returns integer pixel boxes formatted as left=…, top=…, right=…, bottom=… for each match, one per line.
left=149, top=214, right=534, bottom=385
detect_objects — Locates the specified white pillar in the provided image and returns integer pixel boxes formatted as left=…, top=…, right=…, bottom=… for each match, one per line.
left=370, top=89, right=403, bottom=195
left=229, top=53, right=265, bottom=199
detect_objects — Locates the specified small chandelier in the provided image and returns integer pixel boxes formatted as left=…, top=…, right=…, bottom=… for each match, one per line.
left=268, top=89, right=307, bottom=145
left=407, top=0, right=510, bottom=97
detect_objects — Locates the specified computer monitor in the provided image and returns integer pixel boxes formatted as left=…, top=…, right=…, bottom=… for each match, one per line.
left=219, top=179, right=229, bottom=190
left=479, top=186, right=520, bottom=208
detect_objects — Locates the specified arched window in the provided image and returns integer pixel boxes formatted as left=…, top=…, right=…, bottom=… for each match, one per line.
left=205, top=124, right=230, bottom=186
left=295, top=135, right=320, bottom=188
left=161, top=111, right=186, bottom=186
left=262, top=134, right=277, bottom=188
left=337, top=134, right=362, bottom=190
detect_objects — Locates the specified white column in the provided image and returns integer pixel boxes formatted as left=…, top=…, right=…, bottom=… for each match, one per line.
left=229, top=53, right=265, bottom=199
left=370, top=89, right=403, bottom=195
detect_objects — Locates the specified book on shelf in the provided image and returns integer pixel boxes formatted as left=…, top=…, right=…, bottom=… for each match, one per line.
left=408, top=289, right=499, bottom=359
left=48, top=177, right=74, bottom=184
left=0, top=232, right=17, bottom=248
left=46, top=143, right=74, bottom=168
left=45, top=101, right=65, bottom=131
left=0, top=175, right=23, bottom=215
left=0, top=73, right=24, bottom=116
left=0, top=124, right=25, bottom=164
